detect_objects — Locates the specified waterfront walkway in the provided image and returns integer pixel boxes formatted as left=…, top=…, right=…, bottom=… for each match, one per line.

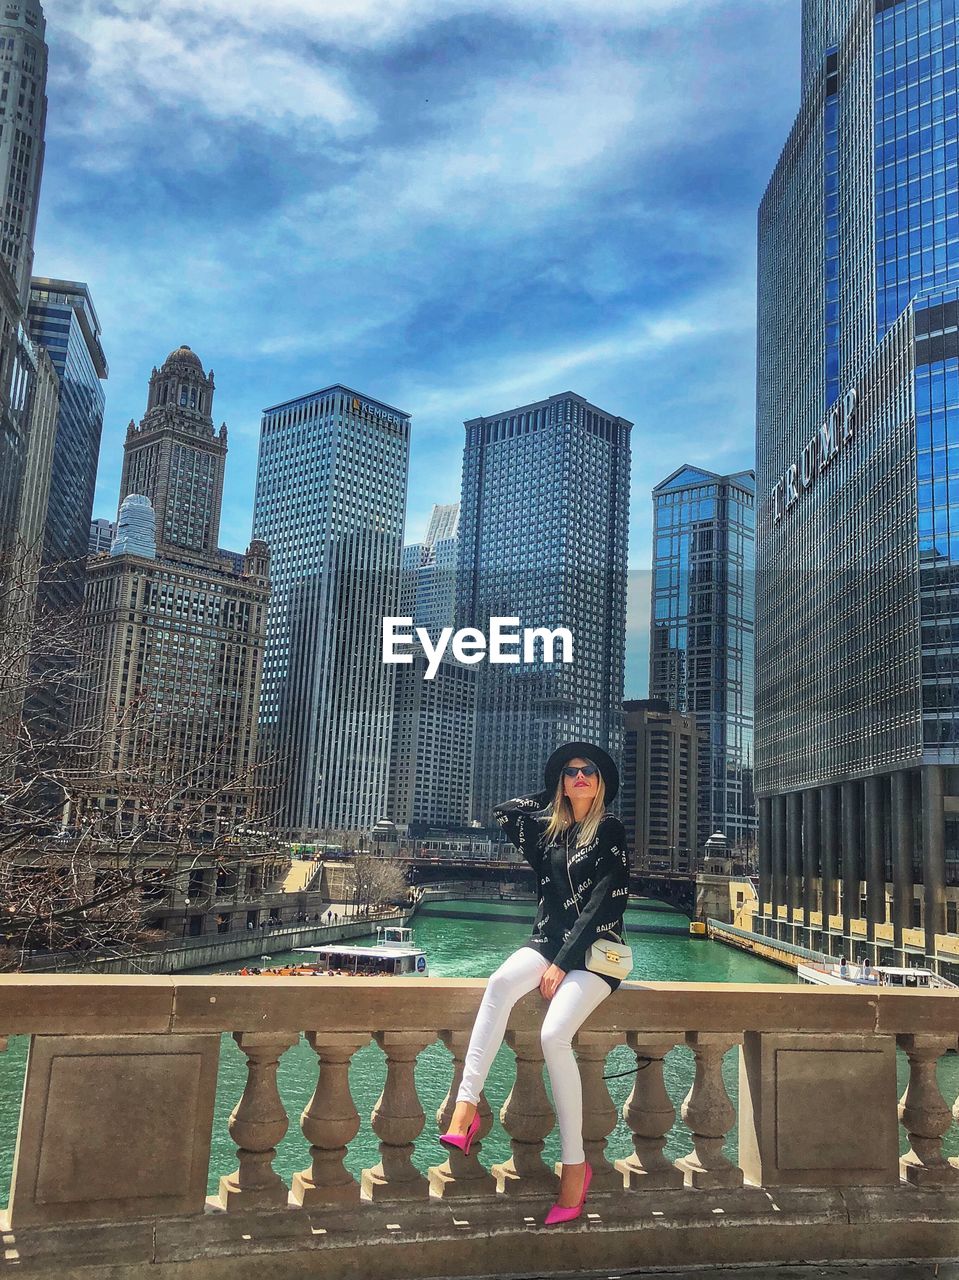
left=20, top=900, right=415, bottom=975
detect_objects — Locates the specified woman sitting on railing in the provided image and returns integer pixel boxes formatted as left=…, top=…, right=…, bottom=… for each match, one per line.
left=439, top=742, right=632, bottom=1226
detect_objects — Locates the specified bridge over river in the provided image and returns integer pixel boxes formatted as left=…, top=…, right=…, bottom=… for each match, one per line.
left=406, top=856, right=699, bottom=916
left=416, top=890, right=693, bottom=934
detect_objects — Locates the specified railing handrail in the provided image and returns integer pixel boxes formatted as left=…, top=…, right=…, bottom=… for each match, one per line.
left=0, top=974, right=955, bottom=1038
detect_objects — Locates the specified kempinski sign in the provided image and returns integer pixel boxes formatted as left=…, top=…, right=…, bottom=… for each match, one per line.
left=772, top=386, right=858, bottom=522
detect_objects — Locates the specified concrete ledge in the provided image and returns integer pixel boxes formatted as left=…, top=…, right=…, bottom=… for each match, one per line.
left=2, top=1187, right=959, bottom=1280
left=2, top=975, right=956, bottom=1038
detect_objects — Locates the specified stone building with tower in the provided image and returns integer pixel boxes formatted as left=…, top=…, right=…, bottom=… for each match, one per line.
left=75, top=346, right=271, bottom=834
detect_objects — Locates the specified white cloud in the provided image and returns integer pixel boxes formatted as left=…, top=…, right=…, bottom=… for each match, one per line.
left=41, top=0, right=779, bottom=583
left=49, top=0, right=742, bottom=168
left=57, top=0, right=732, bottom=51
left=49, top=4, right=372, bottom=150
left=402, top=282, right=751, bottom=427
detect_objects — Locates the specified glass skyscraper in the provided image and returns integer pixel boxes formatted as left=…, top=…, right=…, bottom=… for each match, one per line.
left=756, top=0, right=959, bottom=975
left=457, top=391, right=630, bottom=824
left=253, top=386, right=411, bottom=835
left=649, top=466, right=756, bottom=857
left=28, top=278, right=107, bottom=618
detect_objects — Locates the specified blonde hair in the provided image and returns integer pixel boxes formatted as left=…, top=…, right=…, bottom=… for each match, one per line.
left=542, top=762, right=606, bottom=850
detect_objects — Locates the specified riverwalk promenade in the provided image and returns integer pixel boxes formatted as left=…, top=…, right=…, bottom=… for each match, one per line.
left=15, top=903, right=416, bottom=975
left=0, top=975, right=957, bottom=1279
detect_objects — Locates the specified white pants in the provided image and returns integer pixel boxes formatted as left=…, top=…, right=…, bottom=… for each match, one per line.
left=455, top=944, right=612, bottom=1164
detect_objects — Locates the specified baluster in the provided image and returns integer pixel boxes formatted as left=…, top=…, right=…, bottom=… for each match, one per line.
left=898, top=1033, right=959, bottom=1187
left=490, top=1029, right=555, bottom=1197
left=675, top=1032, right=743, bottom=1190
left=361, top=1031, right=432, bottom=1201
left=292, top=1032, right=370, bottom=1208
left=952, top=1034, right=959, bottom=1175
left=568, top=1030, right=622, bottom=1191
left=616, top=1035, right=683, bottom=1189
left=218, top=1031, right=299, bottom=1211
left=429, top=1029, right=496, bottom=1199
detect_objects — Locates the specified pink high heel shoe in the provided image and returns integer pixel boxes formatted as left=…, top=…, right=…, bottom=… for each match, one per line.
left=543, top=1161, right=592, bottom=1226
left=438, top=1110, right=481, bottom=1156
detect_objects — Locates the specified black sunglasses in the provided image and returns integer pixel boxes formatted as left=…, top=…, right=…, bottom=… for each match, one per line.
left=562, top=764, right=599, bottom=779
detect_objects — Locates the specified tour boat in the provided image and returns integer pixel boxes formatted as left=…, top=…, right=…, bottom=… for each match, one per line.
left=797, top=960, right=956, bottom=989
left=290, top=925, right=429, bottom=977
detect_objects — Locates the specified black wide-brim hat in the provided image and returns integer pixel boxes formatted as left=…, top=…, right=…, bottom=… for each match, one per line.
left=544, top=741, right=619, bottom=806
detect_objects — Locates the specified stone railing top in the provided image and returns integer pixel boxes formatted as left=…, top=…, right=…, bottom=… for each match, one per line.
left=0, top=975, right=956, bottom=1037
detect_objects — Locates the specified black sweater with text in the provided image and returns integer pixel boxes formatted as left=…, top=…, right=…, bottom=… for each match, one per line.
left=492, top=791, right=631, bottom=991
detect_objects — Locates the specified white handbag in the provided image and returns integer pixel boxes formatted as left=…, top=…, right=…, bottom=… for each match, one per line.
left=565, top=833, right=633, bottom=980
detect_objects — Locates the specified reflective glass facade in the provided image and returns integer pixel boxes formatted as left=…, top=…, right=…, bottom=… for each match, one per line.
left=874, top=0, right=959, bottom=338
left=825, top=47, right=842, bottom=405
left=650, top=466, right=756, bottom=854
left=756, top=0, right=959, bottom=971
left=28, top=278, right=107, bottom=617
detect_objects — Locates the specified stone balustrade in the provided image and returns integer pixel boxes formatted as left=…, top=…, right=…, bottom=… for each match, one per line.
left=0, top=976, right=957, bottom=1279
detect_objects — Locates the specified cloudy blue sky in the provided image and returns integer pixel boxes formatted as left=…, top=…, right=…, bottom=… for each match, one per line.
left=37, top=0, right=801, bottom=696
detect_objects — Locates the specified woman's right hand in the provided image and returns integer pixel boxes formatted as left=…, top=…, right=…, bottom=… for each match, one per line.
left=539, top=962, right=566, bottom=999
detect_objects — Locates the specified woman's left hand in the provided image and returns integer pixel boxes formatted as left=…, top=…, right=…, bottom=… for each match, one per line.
left=539, top=963, right=566, bottom=999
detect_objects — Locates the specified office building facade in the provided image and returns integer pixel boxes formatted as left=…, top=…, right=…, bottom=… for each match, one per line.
left=457, top=391, right=631, bottom=823
left=27, top=279, right=107, bottom=620
left=253, top=386, right=411, bottom=835
left=649, top=465, right=756, bottom=856
left=387, top=644, right=476, bottom=832
left=621, top=698, right=700, bottom=873
left=0, top=1, right=57, bottom=731
left=392, top=503, right=475, bottom=830
left=0, top=0, right=46, bottom=308
left=756, top=0, right=959, bottom=975
left=401, top=502, right=460, bottom=630
left=76, top=348, right=269, bottom=830
left=88, top=518, right=114, bottom=555
left=0, top=266, right=58, bottom=736
left=0, top=0, right=49, bottom=579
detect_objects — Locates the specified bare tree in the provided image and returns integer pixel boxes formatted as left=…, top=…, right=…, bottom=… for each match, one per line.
left=350, top=852, right=410, bottom=916
left=0, top=555, right=284, bottom=971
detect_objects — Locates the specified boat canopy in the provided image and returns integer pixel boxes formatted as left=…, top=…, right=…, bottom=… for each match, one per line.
left=297, top=944, right=423, bottom=958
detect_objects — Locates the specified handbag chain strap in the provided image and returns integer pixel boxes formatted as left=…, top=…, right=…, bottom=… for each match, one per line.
left=564, top=827, right=627, bottom=946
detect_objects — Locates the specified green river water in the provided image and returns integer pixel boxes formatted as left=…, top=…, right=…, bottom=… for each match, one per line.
left=1, top=900, right=957, bottom=1204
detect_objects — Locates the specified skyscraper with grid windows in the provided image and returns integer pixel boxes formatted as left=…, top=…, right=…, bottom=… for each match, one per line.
left=253, top=386, right=411, bottom=835
left=457, top=391, right=631, bottom=825
left=755, top=0, right=959, bottom=976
